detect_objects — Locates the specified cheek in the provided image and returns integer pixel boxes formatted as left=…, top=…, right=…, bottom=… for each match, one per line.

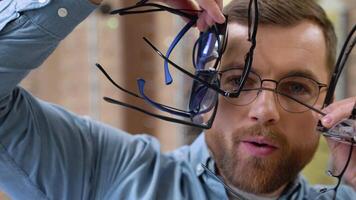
left=206, top=99, right=246, bottom=155
left=284, top=112, right=320, bottom=144
left=213, top=98, right=247, bottom=127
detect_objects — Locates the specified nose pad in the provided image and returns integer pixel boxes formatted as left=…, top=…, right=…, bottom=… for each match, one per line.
left=260, top=79, right=278, bottom=90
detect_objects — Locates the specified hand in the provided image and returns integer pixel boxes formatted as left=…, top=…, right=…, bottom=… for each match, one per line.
left=162, top=0, right=225, bottom=31
left=320, top=97, right=356, bottom=189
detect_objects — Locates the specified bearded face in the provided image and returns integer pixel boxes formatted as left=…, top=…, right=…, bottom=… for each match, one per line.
left=210, top=123, right=318, bottom=194
left=205, top=21, right=328, bottom=195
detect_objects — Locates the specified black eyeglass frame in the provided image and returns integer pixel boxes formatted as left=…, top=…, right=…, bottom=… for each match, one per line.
left=98, top=0, right=260, bottom=130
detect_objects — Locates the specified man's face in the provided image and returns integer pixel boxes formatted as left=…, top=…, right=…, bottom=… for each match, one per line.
left=205, top=21, right=329, bottom=195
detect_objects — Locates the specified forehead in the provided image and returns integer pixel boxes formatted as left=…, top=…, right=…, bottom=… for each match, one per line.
left=221, top=21, right=329, bottom=83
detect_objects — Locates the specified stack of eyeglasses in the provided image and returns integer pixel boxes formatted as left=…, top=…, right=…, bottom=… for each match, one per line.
left=97, top=0, right=259, bottom=129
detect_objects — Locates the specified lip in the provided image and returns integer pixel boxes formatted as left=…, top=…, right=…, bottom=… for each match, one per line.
left=240, top=136, right=279, bottom=157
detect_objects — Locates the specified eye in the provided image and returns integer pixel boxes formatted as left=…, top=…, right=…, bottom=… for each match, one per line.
left=220, top=68, right=259, bottom=92
left=279, top=80, right=313, bottom=98
left=289, top=83, right=307, bottom=94
left=225, top=75, right=242, bottom=90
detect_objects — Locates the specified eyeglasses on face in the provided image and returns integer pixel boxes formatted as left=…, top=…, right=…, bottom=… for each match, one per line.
left=218, top=68, right=328, bottom=113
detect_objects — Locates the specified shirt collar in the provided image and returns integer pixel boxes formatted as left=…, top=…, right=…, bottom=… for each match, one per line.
left=189, top=132, right=213, bottom=176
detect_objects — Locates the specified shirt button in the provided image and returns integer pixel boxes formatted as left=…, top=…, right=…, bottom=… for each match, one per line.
left=58, top=8, right=68, bottom=18
left=196, top=164, right=204, bottom=174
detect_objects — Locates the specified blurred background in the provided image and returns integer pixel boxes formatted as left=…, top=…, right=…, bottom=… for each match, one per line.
left=1, top=0, right=355, bottom=199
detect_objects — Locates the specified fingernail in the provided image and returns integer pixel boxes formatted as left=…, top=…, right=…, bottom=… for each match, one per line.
left=322, top=116, right=332, bottom=125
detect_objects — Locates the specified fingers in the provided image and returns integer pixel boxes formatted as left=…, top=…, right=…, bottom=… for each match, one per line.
left=162, top=0, right=199, bottom=11
left=163, top=0, right=225, bottom=32
left=320, top=97, right=356, bottom=128
left=197, top=11, right=216, bottom=31
left=197, top=0, right=225, bottom=24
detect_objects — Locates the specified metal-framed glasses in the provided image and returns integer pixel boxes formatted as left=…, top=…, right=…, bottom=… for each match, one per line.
left=219, top=68, right=328, bottom=113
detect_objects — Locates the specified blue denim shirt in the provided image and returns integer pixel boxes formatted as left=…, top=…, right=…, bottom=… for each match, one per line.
left=0, top=0, right=355, bottom=199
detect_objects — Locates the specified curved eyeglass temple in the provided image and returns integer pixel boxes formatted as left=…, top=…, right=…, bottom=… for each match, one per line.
left=110, top=2, right=199, bottom=21
left=137, top=79, right=194, bottom=118
left=95, top=63, right=191, bottom=114
left=164, top=18, right=226, bottom=85
left=142, top=37, right=227, bottom=96
left=323, top=24, right=355, bottom=106
left=103, top=96, right=217, bottom=129
left=96, top=63, right=219, bottom=129
left=164, top=20, right=196, bottom=85
left=95, top=63, right=218, bottom=129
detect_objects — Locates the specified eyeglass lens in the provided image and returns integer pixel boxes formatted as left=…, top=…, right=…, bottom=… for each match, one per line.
left=193, top=24, right=227, bottom=71
left=219, top=68, right=323, bottom=113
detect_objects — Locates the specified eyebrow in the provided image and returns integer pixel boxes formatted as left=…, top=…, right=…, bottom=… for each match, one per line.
left=221, top=65, right=322, bottom=82
left=283, top=69, right=321, bottom=82
left=221, top=56, right=323, bottom=81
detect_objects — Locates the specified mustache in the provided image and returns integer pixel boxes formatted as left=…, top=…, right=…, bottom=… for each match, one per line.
left=233, top=124, right=287, bottom=144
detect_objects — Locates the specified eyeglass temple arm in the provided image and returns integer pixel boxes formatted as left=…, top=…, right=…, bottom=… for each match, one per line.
left=279, top=91, right=326, bottom=116
left=228, top=0, right=258, bottom=98
left=95, top=63, right=192, bottom=113
left=164, top=20, right=196, bottom=85
left=103, top=96, right=213, bottom=129
left=323, top=25, right=355, bottom=107
left=110, top=3, right=198, bottom=20
left=113, top=8, right=165, bottom=15
left=143, top=37, right=228, bottom=96
left=136, top=79, right=193, bottom=117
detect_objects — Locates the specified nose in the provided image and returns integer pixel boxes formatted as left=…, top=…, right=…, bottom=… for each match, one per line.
left=248, top=82, right=280, bottom=126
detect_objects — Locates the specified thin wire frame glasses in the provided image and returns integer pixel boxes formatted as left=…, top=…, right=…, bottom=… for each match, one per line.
left=219, top=68, right=328, bottom=113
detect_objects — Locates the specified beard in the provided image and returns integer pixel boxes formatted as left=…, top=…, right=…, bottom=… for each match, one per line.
left=212, top=124, right=319, bottom=195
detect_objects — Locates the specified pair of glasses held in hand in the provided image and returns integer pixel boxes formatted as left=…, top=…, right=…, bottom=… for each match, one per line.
left=96, top=0, right=259, bottom=129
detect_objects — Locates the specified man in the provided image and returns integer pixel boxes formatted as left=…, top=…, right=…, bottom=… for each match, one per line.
left=0, top=0, right=355, bottom=199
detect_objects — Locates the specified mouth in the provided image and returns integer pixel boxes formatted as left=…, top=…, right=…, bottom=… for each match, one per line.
left=240, top=137, right=279, bottom=157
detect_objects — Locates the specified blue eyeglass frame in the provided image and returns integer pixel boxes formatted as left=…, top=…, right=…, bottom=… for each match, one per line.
left=98, top=0, right=259, bottom=129
left=98, top=0, right=229, bottom=129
